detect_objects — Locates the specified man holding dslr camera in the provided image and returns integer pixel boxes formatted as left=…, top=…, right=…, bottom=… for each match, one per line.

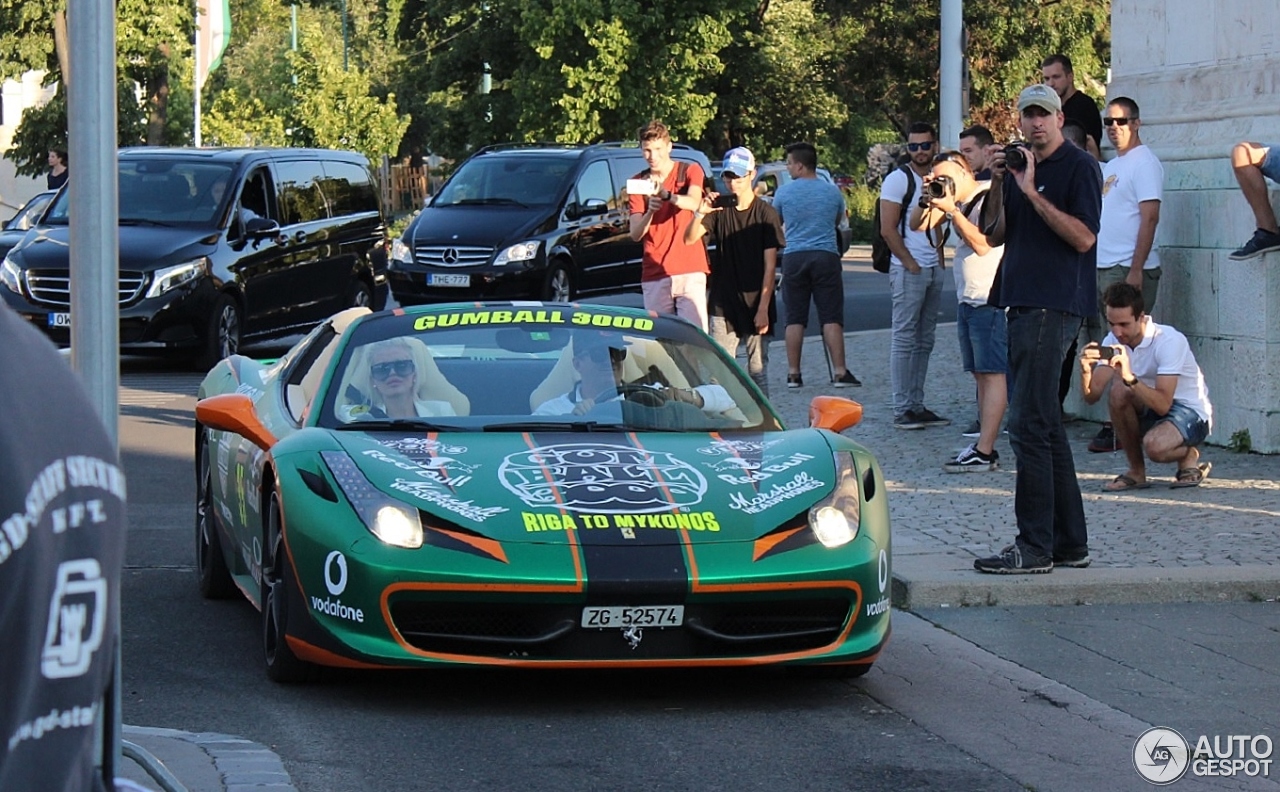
left=685, top=147, right=784, bottom=395
left=973, top=83, right=1102, bottom=574
left=1080, top=282, right=1212, bottom=491
left=912, top=150, right=1006, bottom=472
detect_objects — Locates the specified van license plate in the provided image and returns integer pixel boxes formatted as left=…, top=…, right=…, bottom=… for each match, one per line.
left=48, top=313, right=71, bottom=328
left=428, top=273, right=470, bottom=287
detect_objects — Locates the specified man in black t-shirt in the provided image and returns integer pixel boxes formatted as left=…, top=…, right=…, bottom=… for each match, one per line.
left=685, top=147, right=784, bottom=395
left=1043, top=54, right=1102, bottom=160
left=0, top=305, right=127, bottom=792
left=976, top=84, right=1101, bottom=575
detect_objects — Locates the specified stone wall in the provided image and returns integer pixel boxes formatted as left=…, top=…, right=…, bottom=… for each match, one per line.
left=1067, top=0, right=1280, bottom=452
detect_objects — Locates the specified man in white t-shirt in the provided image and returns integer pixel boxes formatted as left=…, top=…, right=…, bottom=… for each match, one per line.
left=1086, top=96, right=1165, bottom=454
left=1079, top=283, right=1213, bottom=492
left=880, top=122, right=948, bottom=430
left=912, top=150, right=1006, bottom=472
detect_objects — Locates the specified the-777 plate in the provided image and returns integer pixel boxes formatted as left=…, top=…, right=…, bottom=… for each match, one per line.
left=581, top=605, right=684, bottom=629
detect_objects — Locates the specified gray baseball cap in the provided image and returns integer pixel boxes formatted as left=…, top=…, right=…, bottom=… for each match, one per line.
left=1018, top=84, right=1062, bottom=114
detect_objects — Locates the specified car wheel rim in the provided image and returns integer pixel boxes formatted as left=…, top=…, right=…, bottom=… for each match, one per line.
left=219, top=305, right=240, bottom=358
left=551, top=270, right=569, bottom=301
left=196, top=444, right=213, bottom=574
left=351, top=287, right=370, bottom=308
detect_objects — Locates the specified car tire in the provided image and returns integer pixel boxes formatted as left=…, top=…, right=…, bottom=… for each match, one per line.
left=262, top=491, right=318, bottom=683
left=195, top=430, right=237, bottom=600
left=199, top=293, right=242, bottom=370
left=347, top=279, right=373, bottom=309
left=541, top=261, right=573, bottom=302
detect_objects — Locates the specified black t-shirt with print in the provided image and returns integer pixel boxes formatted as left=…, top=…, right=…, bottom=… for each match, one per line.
left=0, top=306, right=126, bottom=792
left=700, top=198, right=786, bottom=337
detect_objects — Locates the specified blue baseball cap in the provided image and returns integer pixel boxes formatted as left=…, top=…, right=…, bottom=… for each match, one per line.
left=722, top=147, right=756, bottom=178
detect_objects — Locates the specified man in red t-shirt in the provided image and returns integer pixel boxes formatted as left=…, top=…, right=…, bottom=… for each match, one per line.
left=628, top=120, right=709, bottom=330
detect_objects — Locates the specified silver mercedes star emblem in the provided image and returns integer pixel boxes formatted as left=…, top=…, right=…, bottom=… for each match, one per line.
left=442, top=248, right=459, bottom=264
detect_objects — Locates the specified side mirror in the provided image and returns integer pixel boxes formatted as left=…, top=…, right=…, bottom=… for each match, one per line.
left=578, top=198, right=608, bottom=217
left=195, top=392, right=278, bottom=451
left=809, top=396, right=863, bottom=433
left=245, top=217, right=280, bottom=237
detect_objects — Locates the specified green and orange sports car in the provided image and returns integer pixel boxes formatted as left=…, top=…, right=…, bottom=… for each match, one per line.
left=194, top=302, right=891, bottom=681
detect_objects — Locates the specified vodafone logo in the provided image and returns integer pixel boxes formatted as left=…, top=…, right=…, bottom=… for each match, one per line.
left=324, top=551, right=348, bottom=596
left=878, top=549, right=889, bottom=593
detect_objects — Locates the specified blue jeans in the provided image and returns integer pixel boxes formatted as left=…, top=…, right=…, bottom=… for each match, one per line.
left=889, top=264, right=944, bottom=415
left=1006, top=307, right=1088, bottom=561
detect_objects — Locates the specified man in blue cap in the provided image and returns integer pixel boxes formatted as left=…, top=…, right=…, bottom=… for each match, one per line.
left=685, top=147, right=785, bottom=395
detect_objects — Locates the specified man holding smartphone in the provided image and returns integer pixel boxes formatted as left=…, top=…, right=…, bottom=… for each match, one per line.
left=1080, top=282, right=1212, bottom=491
left=685, top=147, right=785, bottom=395
left=628, top=119, right=709, bottom=331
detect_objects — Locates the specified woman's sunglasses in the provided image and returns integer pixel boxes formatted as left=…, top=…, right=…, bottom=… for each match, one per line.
left=371, top=359, right=415, bottom=381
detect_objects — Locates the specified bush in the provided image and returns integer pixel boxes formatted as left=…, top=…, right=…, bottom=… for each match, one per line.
left=845, top=184, right=880, bottom=244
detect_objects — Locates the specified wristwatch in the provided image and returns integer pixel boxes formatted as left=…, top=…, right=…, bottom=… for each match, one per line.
left=944, top=210, right=956, bottom=221
left=1123, top=375, right=1139, bottom=387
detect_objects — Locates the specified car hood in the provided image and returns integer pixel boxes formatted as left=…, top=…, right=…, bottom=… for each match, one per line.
left=327, top=429, right=840, bottom=545
left=410, top=205, right=548, bottom=249
left=10, top=224, right=214, bottom=272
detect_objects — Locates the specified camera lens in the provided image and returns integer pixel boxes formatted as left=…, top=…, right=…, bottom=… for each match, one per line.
left=1004, top=145, right=1027, bottom=171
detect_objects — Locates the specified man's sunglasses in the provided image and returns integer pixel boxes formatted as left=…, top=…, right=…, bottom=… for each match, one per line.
left=370, top=359, right=415, bottom=381
left=907, top=141, right=935, bottom=152
left=1103, top=117, right=1135, bottom=126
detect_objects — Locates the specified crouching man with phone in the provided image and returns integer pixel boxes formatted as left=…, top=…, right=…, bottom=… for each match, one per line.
left=1080, top=282, right=1213, bottom=491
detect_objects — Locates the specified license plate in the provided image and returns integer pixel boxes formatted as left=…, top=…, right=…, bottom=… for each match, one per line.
left=428, top=273, right=470, bottom=287
left=581, top=605, right=684, bottom=629
left=48, top=312, right=71, bottom=328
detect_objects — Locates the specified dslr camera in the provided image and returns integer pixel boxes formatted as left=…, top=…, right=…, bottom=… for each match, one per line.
left=918, top=175, right=955, bottom=209
left=1003, top=142, right=1030, bottom=172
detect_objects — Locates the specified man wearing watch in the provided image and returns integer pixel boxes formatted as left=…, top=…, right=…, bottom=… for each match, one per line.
left=1080, top=282, right=1213, bottom=491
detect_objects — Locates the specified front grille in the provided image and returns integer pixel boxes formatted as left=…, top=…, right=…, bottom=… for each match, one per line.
left=387, top=597, right=853, bottom=660
left=413, top=245, right=494, bottom=267
left=26, top=269, right=147, bottom=308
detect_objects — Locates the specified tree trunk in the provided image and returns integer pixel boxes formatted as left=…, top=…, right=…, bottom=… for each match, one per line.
left=146, top=45, right=171, bottom=146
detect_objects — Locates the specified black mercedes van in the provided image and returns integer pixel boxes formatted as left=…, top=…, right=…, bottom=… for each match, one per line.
left=387, top=142, right=712, bottom=304
left=0, top=147, right=388, bottom=368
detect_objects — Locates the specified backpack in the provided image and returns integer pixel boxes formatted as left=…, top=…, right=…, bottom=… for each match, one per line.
left=871, top=165, right=914, bottom=273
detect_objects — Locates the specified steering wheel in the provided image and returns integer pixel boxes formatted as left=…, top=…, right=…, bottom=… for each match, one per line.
left=614, top=384, right=669, bottom=408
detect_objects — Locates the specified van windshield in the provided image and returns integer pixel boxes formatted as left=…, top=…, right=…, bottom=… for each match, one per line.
left=432, top=155, right=572, bottom=208
left=43, top=160, right=237, bottom=227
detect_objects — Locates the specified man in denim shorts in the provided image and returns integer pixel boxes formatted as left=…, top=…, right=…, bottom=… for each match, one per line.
left=1079, top=282, right=1213, bottom=490
left=1228, top=141, right=1280, bottom=260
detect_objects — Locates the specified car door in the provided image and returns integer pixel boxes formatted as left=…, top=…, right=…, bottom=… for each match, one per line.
left=317, top=159, right=383, bottom=312
left=272, top=159, right=342, bottom=327
left=225, top=165, right=293, bottom=336
left=562, top=159, right=625, bottom=293
left=607, top=153, right=650, bottom=290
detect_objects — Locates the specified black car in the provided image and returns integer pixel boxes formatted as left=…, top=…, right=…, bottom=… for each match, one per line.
left=388, top=142, right=713, bottom=304
left=0, top=147, right=388, bottom=368
left=0, top=190, right=57, bottom=261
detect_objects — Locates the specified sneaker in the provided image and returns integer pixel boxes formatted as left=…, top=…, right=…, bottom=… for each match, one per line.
left=893, top=410, right=926, bottom=430
left=1053, top=552, right=1092, bottom=568
left=961, top=419, right=981, bottom=438
left=1229, top=228, right=1280, bottom=261
left=1087, top=422, right=1123, bottom=453
left=944, top=444, right=999, bottom=473
left=915, top=407, right=951, bottom=427
left=787, top=374, right=803, bottom=389
left=832, top=370, right=862, bottom=387
left=974, top=544, right=1053, bottom=575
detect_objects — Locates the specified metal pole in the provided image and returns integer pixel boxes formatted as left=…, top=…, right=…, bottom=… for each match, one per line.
left=939, top=0, right=964, bottom=150
left=67, top=0, right=121, bottom=783
left=342, top=0, right=349, bottom=71
left=292, top=4, right=298, bottom=84
left=193, top=0, right=202, bottom=147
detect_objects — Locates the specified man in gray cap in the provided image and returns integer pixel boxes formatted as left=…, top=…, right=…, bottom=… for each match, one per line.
left=972, top=83, right=1102, bottom=574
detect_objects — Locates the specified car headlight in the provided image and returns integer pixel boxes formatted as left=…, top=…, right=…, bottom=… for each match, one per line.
left=321, top=451, right=423, bottom=548
left=807, top=453, right=861, bottom=549
left=145, top=257, right=209, bottom=299
left=390, top=237, right=413, bottom=266
left=1, top=254, right=22, bottom=294
left=493, top=240, right=540, bottom=266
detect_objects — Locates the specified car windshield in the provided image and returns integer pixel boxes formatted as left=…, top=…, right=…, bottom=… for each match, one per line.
left=42, top=160, right=236, bottom=226
left=319, top=307, right=781, bottom=433
left=431, top=155, right=573, bottom=208
left=4, top=192, right=54, bottom=231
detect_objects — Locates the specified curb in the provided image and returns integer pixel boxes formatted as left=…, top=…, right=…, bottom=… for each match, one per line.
left=122, top=726, right=297, bottom=792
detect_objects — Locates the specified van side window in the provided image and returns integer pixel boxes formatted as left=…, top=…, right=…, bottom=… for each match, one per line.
left=573, top=160, right=615, bottom=214
left=276, top=161, right=330, bottom=225
left=608, top=154, right=649, bottom=208
left=240, top=168, right=275, bottom=224
left=319, top=161, right=379, bottom=217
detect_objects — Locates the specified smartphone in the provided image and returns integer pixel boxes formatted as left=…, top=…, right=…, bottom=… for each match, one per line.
left=1097, top=346, right=1117, bottom=360
left=712, top=194, right=738, bottom=209
left=626, top=178, right=657, bottom=197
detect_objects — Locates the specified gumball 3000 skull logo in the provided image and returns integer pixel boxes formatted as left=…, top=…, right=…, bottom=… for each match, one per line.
left=499, top=443, right=706, bottom=514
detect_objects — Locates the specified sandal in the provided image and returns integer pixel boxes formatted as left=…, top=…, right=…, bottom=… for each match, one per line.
left=1103, top=473, right=1150, bottom=492
left=1171, top=461, right=1212, bottom=489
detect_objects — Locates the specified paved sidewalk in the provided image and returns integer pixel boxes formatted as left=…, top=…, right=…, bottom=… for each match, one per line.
left=763, top=324, right=1280, bottom=608
left=117, top=725, right=297, bottom=792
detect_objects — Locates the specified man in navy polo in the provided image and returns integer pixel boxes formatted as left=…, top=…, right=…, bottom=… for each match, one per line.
left=974, top=84, right=1102, bottom=574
